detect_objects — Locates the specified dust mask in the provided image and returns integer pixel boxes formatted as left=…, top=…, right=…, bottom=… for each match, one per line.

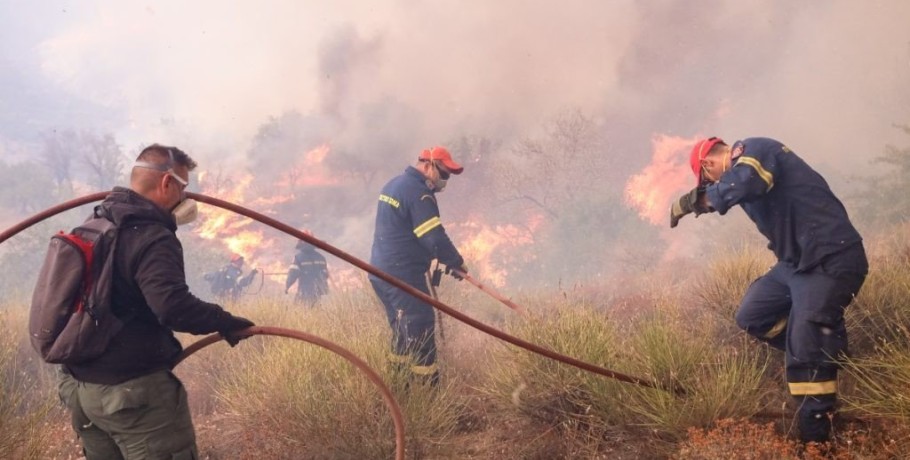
left=431, top=177, right=448, bottom=193
left=172, top=198, right=198, bottom=226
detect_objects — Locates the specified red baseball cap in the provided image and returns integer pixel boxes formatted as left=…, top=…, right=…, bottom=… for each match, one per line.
left=689, top=137, right=726, bottom=186
left=419, top=146, right=463, bottom=175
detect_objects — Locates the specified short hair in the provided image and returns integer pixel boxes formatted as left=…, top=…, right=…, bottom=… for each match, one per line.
left=136, top=144, right=198, bottom=171
left=707, top=142, right=728, bottom=157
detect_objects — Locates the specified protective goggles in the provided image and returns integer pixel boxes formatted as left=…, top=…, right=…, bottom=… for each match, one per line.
left=133, top=148, right=188, bottom=187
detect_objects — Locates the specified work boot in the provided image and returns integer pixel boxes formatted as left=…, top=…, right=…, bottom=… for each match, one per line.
left=404, top=369, right=439, bottom=391
left=795, top=395, right=836, bottom=443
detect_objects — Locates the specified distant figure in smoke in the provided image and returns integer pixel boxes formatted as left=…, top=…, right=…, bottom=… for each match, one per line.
left=204, top=254, right=259, bottom=301
left=285, top=235, right=330, bottom=307
left=670, top=137, right=867, bottom=444
left=369, top=146, right=469, bottom=387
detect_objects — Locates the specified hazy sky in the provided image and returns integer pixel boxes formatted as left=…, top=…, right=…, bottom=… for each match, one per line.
left=1, top=1, right=909, bottom=291
left=2, top=0, right=908, bottom=171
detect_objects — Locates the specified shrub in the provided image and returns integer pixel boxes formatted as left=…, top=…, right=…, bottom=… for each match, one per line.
left=846, top=238, right=910, bottom=355
left=622, top=305, right=771, bottom=440
left=210, top=295, right=467, bottom=459
left=841, top=340, right=910, bottom=423
left=0, top=310, right=54, bottom=459
left=693, top=245, right=774, bottom=327
left=483, top=300, right=772, bottom=452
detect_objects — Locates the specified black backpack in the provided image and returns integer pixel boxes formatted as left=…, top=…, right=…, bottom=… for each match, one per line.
left=29, top=214, right=121, bottom=364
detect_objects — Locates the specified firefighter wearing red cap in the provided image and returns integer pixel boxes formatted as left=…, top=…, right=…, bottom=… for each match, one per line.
left=670, top=136, right=867, bottom=443
left=369, top=146, right=468, bottom=386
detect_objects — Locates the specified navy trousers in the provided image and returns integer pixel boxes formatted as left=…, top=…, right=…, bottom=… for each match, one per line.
left=735, top=244, right=867, bottom=442
left=369, top=272, right=438, bottom=381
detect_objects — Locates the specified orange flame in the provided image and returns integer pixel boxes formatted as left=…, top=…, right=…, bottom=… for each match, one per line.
left=277, top=143, right=340, bottom=188
left=452, top=214, right=543, bottom=287
left=193, top=172, right=264, bottom=261
left=187, top=144, right=354, bottom=293
left=624, top=134, right=699, bottom=226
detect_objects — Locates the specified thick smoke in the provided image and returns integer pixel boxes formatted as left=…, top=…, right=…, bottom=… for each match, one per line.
left=1, top=1, right=909, bottom=289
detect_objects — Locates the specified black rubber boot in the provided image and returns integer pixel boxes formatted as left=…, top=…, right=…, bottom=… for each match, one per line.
left=795, top=395, right=836, bottom=443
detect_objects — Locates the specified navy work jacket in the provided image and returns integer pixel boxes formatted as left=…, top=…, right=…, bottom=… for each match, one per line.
left=370, top=166, right=464, bottom=277
left=705, top=137, right=862, bottom=272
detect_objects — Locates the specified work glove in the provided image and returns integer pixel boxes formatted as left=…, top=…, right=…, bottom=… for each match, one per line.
left=669, top=187, right=711, bottom=228
left=430, top=268, right=443, bottom=287
left=220, top=316, right=255, bottom=347
left=445, top=263, right=467, bottom=281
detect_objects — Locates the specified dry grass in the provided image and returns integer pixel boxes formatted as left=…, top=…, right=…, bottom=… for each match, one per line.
left=839, top=227, right=910, bottom=429
left=482, top=299, right=772, bottom=455
left=2, top=227, right=910, bottom=458
left=0, top=309, right=56, bottom=459
left=694, top=245, right=774, bottom=327
left=203, top=293, right=469, bottom=459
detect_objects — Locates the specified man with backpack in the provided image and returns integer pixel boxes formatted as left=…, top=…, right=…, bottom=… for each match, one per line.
left=56, top=144, right=255, bottom=459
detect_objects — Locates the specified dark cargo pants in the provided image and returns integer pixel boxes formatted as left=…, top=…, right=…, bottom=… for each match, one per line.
left=369, top=273, right=439, bottom=383
left=58, top=368, right=197, bottom=460
left=734, top=244, right=867, bottom=442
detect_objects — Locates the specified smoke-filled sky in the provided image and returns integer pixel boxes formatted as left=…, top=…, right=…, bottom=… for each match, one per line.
left=1, top=1, right=909, bottom=289
left=3, top=1, right=908, bottom=167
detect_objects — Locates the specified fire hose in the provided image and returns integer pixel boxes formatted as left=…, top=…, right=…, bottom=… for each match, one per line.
left=0, top=192, right=677, bottom=396
left=174, top=326, right=405, bottom=460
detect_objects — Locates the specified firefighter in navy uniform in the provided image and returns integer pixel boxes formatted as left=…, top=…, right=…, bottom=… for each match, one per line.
left=204, top=254, right=259, bottom=301
left=671, top=137, right=868, bottom=443
left=285, top=237, right=330, bottom=307
left=369, top=146, right=468, bottom=386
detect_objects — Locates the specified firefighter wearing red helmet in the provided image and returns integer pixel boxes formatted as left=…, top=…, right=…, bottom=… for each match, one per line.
left=671, top=136, right=868, bottom=443
left=204, top=254, right=259, bottom=300
left=369, top=146, right=468, bottom=386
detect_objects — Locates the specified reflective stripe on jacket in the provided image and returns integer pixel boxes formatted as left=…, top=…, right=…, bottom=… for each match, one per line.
left=370, top=166, right=464, bottom=276
left=705, top=137, right=862, bottom=271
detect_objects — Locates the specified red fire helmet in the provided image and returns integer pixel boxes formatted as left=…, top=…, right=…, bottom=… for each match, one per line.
left=689, top=137, right=726, bottom=186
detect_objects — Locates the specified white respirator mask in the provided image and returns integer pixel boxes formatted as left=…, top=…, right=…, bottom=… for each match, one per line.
left=172, top=198, right=198, bottom=226
left=430, top=177, right=448, bottom=193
